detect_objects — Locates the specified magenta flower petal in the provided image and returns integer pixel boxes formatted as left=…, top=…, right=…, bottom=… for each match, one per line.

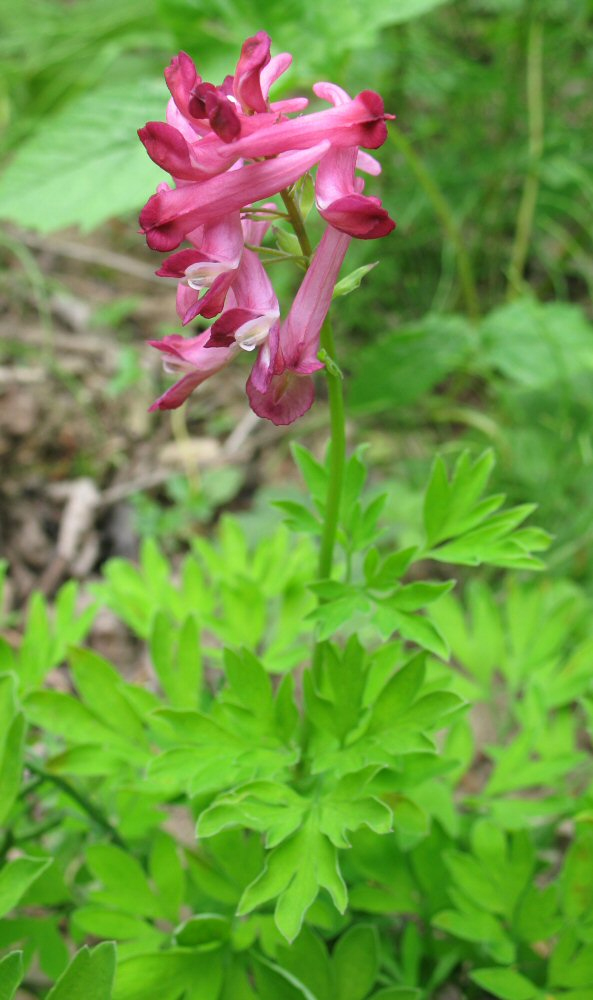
left=247, top=368, right=315, bottom=425
left=140, top=142, right=330, bottom=251
left=283, top=226, right=352, bottom=365
left=234, top=31, right=272, bottom=113
left=148, top=332, right=238, bottom=410
left=319, top=194, right=395, bottom=239
left=246, top=226, right=350, bottom=425
left=189, top=83, right=242, bottom=141
left=138, top=122, right=197, bottom=181
left=260, top=52, right=292, bottom=101
left=316, top=145, right=395, bottom=239
left=164, top=52, right=202, bottom=121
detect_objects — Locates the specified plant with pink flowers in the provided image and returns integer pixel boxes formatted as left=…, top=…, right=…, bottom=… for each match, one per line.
left=139, top=30, right=395, bottom=427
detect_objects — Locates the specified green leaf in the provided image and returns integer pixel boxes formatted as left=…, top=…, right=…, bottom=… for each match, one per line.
left=333, top=925, right=379, bottom=1000
left=0, top=712, right=25, bottom=825
left=86, top=844, right=165, bottom=920
left=197, top=782, right=306, bottom=848
left=432, top=907, right=514, bottom=964
left=114, top=948, right=223, bottom=1000
left=24, top=690, right=145, bottom=761
left=0, top=857, right=52, bottom=918
left=174, top=914, right=230, bottom=947
left=369, top=990, right=421, bottom=1000
left=333, top=262, right=378, bottom=298
left=69, top=647, right=146, bottom=746
left=480, top=299, right=593, bottom=390
left=274, top=927, right=333, bottom=1000
left=223, top=648, right=274, bottom=720
left=0, top=76, right=165, bottom=232
left=72, top=907, right=160, bottom=943
left=349, top=315, right=472, bottom=414
left=514, top=884, right=561, bottom=942
left=273, top=501, right=321, bottom=534
left=562, top=826, right=593, bottom=920
left=291, top=444, right=328, bottom=512
left=424, top=450, right=496, bottom=547
left=238, top=822, right=347, bottom=942
left=470, top=968, right=538, bottom=1000
left=0, top=952, right=23, bottom=1000
left=149, top=831, right=185, bottom=924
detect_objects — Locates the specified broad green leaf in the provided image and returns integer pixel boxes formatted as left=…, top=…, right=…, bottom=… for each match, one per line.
left=0, top=712, right=25, bottom=825
left=24, top=690, right=144, bottom=759
left=391, top=797, right=429, bottom=838
left=333, top=925, right=379, bottom=1000
left=0, top=952, right=23, bottom=1000
left=350, top=315, right=471, bottom=414
left=238, top=822, right=347, bottom=942
left=291, top=444, right=328, bottom=512
left=0, top=857, right=52, bottom=918
left=274, top=927, right=332, bottom=1000
left=318, top=773, right=393, bottom=848
left=369, top=656, right=426, bottom=728
left=373, top=605, right=450, bottom=659
left=432, top=906, right=514, bottom=964
left=114, top=949, right=223, bottom=1000
left=198, top=782, right=306, bottom=848
left=46, top=943, right=116, bottom=1000
left=149, top=831, right=185, bottom=924
left=370, top=990, right=421, bottom=1000
left=72, top=907, right=161, bottom=943
left=480, top=299, right=593, bottom=389
left=150, top=613, right=202, bottom=709
left=86, top=844, right=165, bottom=920
left=0, top=76, right=165, bottom=232
left=0, top=675, right=17, bottom=739
left=223, top=648, right=274, bottom=720
left=562, top=826, right=593, bottom=920
left=273, top=501, right=321, bottom=534
left=69, top=647, right=146, bottom=747
left=514, top=884, right=561, bottom=942
left=470, top=968, right=538, bottom=1000
left=175, top=914, right=230, bottom=947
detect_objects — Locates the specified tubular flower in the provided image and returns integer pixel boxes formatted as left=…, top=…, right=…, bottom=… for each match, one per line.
left=140, top=32, right=395, bottom=424
left=148, top=244, right=279, bottom=411
left=313, top=83, right=395, bottom=240
left=247, top=226, right=351, bottom=425
left=156, top=211, right=244, bottom=325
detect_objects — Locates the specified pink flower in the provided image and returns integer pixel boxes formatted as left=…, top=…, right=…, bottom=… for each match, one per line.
left=140, top=143, right=329, bottom=251
left=149, top=244, right=279, bottom=410
left=139, top=89, right=390, bottom=184
left=313, top=83, right=395, bottom=240
left=155, top=212, right=243, bottom=325
left=141, top=34, right=395, bottom=425
left=233, top=31, right=272, bottom=114
left=148, top=332, right=238, bottom=411
left=247, top=226, right=351, bottom=425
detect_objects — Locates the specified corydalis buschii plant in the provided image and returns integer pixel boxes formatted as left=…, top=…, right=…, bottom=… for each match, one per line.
left=138, top=31, right=395, bottom=424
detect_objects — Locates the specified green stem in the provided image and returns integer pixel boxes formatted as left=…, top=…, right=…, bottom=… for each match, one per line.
left=317, top=317, right=346, bottom=581
left=507, top=18, right=544, bottom=298
left=26, top=757, right=128, bottom=849
left=279, top=185, right=347, bottom=671
left=280, top=188, right=313, bottom=260
left=389, top=127, right=481, bottom=322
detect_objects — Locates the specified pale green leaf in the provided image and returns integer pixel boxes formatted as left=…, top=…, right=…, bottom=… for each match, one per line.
left=0, top=856, right=52, bottom=918
left=0, top=77, right=165, bottom=232
left=0, top=952, right=23, bottom=1000
left=470, top=968, right=538, bottom=1000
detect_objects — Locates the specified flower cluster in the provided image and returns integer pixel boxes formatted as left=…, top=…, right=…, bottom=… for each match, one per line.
left=139, top=32, right=395, bottom=425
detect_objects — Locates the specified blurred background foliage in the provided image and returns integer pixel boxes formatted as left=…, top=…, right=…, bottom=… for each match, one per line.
left=1, top=0, right=593, bottom=582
